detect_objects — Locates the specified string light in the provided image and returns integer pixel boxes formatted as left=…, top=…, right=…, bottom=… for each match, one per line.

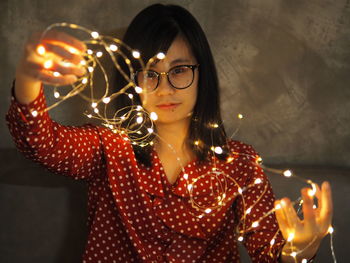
left=31, top=23, right=336, bottom=262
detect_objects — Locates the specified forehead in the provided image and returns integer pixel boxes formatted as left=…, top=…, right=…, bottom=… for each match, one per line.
left=151, top=35, right=196, bottom=68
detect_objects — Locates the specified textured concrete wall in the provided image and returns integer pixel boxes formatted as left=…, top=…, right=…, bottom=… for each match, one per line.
left=1, top=0, right=350, bottom=167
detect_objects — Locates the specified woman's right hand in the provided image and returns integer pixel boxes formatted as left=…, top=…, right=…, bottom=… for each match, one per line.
left=15, top=30, right=86, bottom=104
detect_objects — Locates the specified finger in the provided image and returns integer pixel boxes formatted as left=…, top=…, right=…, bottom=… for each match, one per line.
left=314, top=183, right=322, bottom=217
left=281, top=198, right=300, bottom=229
left=320, top=181, right=333, bottom=226
left=274, top=200, right=290, bottom=238
left=30, top=69, right=78, bottom=86
left=41, top=30, right=86, bottom=52
left=37, top=42, right=85, bottom=65
left=301, top=188, right=316, bottom=229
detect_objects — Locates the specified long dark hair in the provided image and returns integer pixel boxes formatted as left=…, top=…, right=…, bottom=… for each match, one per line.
left=114, top=4, right=228, bottom=166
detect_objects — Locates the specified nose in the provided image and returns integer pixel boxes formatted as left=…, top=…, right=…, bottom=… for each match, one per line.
left=155, top=72, right=175, bottom=96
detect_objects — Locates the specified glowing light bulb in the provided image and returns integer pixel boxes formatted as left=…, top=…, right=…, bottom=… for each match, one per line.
left=156, top=52, right=165, bottom=59
left=187, top=184, right=193, bottom=191
left=328, top=226, right=334, bottom=234
left=69, top=47, right=78, bottom=54
left=109, top=44, right=118, bottom=51
left=211, top=123, right=219, bottom=128
left=194, top=140, right=200, bottom=146
left=252, top=221, right=259, bottom=228
left=150, top=112, right=158, bottom=121
left=37, top=45, right=46, bottom=55
left=96, top=51, right=103, bottom=57
left=226, top=156, right=234, bottom=163
left=87, top=114, right=92, bottom=118
left=283, top=170, right=292, bottom=178
left=147, top=128, right=153, bottom=134
left=31, top=110, right=38, bottom=117
left=128, top=94, right=133, bottom=99
left=238, top=188, right=243, bottom=194
left=308, top=183, right=317, bottom=197
left=301, top=259, right=308, bottom=263
left=54, top=91, right=60, bottom=98
left=80, top=60, right=86, bottom=66
left=275, top=204, right=281, bottom=210
left=88, top=66, right=94, bottom=73
left=256, top=156, right=263, bottom=164
left=82, top=78, right=88, bottom=84
left=205, top=208, right=212, bottom=214
left=270, top=239, right=275, bottom=245
left=254, top=178, right=262, bottom=184
left=62, top=61, right=73, bottom=67
left=238, top=113, right=243, bottom=119
left=87, top=49, right=93, bottom=55
left=291, top=252, right=297, bottom=258
left=53, top=72, right=61, bottom=77
left=43, top=60, right=53, bottom=69
left=132, top=50, right=140, bottom=58
left=183, top=173, right=188, bottom=180
left=136, top=105, right=143, bottom=111
left=214, top=146, right=223, bottom=154
left=287, top=232, right=295, bottom=242
left=237, top=236, right=244, bottom=242
left=134, top=86, right=142, bottom=93
left=91, top=31, right=99, bottom=39
left=91, top=102, right=97, bottom=108
left=136, top=116, right=143, bottom=124
left=245, top=207, right=252, bottom=214
left=102, top=97, right=110, bottom=104
left=94, top=108, right=99, bottom=113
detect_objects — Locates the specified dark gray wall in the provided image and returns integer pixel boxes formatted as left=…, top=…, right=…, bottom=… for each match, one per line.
left=1, top=0, right=349, bottom=262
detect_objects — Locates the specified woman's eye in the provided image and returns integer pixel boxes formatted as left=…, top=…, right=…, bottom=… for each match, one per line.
left=172, top=67, right=187, bottom=75
left=145, top=71, right=157, bottom=79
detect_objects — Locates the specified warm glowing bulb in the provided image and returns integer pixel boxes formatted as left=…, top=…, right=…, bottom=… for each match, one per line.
left=91, top=102, right=97, bottom=108
left=254, top=178, right=262, bottom=184
left=43, top=60, right=53, bottom=69
left=328, top=226, right=334, bottom=234
left=237, top=236, right=244, bottom=242
left=37, top=45, right=46, bottom=55
left=275, top=204, right=281, bottom=210
left=136, top=116, right=143, bottom=124
left=156, top=52, right=165, bottom=59
left=94, top=108, right=99, bottom=114
left=87, top=49, right=93, bottom=55
left=245, top=208, right=252, bottom=214
left=62, top=61, right=73, bottom=67
left=69, top=47, right=78, bottom=54
left=128, top=94, right=133, bottom=99
left=283, top=170, right=292, bottom=177
left=150, top=112, right=158, bottom=121
left=53, top=71, right=61, bottom=77
left=214, top=146, right=223, bottom=154
left=270, top=239, right=275, bottom=245
left=31, top=110, right=38, bottom=117
left=238, top=188, right=243, bottom=194
left=88, top=66, right=94, bottom=73
left=82, top=78, right=88, bottom=84
left=211, top=123, right=219, bottom=128
left=109, top=44, right=118, bottom=51
left=132, top=50, right=140, bottom=58
left=252, top=221, right=259, bottom=228
left=96, top=51, right=103, bottom=57
left=147, top=128, right=154, bottom=134
left=183, top=173, right=188, bottom=180
left=226, top=156, right=234, bottom=163
left=287, top=232, right=295, bottom=242
left=238, top=113, right=243, bottom=119
left=301, top=259, right=308, bottom=263
left=80, top=60, right=86, bottom=66
left=194, top=140, right=200, bottom=146
left=291, top=252, right=297, bottom=258
left=135, top=86, right=143, bottom=94
left=205, top=208, right=212, bottom=214
left=187, top=184, right=193, bottom=191
left=54, top=91, right=60, bottom=98
left=91, top=31, right=99, bottom=39
left=256, top=156, right=263, bottom=164
left=87, top=114, right=92, bottom=118
left=102, top=97, right=110, bottom=104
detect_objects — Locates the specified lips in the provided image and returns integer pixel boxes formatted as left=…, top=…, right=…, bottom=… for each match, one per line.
left=156, top=102, right=181, bottom=110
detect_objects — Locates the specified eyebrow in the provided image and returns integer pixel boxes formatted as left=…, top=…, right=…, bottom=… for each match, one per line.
left=150, top=58, right=193, bottom=68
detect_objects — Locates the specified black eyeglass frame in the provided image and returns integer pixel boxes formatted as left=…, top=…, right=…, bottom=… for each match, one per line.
left=132, top=64, right=200, bottom=92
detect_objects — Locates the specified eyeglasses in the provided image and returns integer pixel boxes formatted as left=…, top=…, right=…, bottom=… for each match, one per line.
left=133, top=64, right=199, bottom=92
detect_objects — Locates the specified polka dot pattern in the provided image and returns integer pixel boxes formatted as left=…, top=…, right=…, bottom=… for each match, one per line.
left=6, top=87, right=286, bottom=262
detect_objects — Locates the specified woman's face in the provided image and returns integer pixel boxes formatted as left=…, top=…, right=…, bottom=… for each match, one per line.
left=139, top=35, right=198, bottom=126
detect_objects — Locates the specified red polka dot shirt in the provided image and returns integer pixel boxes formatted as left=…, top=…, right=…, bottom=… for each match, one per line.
left=6, top=87, right=285, bottom=262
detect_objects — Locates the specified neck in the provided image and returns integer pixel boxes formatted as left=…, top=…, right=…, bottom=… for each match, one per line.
left=155, top=118, right=191, bottom=154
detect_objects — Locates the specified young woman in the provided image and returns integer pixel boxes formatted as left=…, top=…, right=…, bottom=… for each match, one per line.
left=7, top=4, right=332, bottom=263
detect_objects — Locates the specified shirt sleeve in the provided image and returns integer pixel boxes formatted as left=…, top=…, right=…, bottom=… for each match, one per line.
left=5, top=83, right=105, bottom=180
left=232, top=143, right=286, bottom=262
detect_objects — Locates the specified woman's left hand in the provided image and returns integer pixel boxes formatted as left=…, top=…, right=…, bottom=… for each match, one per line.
left=275, top=181, right=333, bottom=262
